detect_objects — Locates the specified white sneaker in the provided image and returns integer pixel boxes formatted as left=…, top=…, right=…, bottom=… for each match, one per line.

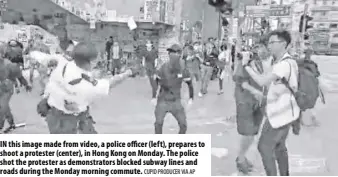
left=198, top=92, right=203, bottom=97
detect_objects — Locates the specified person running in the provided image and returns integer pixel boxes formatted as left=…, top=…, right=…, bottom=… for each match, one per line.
left=184, top=45, right=200, bottom=96
left=37, top=42, right=139, bottom=134
left=199, top=42, right=218, bottom=97
left=153, top=44, right=193, bottom=134
left=142, top=41, right=159, bottom=102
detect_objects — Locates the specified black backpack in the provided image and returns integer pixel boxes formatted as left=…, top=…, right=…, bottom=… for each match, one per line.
left=282, top=58, right=323, bottom=111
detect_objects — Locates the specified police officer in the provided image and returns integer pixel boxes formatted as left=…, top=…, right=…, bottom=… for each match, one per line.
left=0, top=43, right=30, bottom=133
left=38, top=42, right=138, bottom=134
left=5, top=40, right=31, bottom=92
left=153, top=44, right=194, bottom=134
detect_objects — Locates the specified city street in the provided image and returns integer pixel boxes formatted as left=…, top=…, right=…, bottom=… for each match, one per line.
left=5, top=55, right=338, bottom=176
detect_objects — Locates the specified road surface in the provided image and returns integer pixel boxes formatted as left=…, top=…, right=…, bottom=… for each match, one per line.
left=6, top=55, right=338, bottom=176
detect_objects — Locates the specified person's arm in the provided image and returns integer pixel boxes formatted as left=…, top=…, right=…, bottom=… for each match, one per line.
left=9, top=63, right=31, bottom=91
left=108, top=69, right=132, bottom=88
left=154, top=52, right=158, bottom=68
left=244, top=61, right=282, bottom=87
left=183, top=70, right=194, bottom=100
left=185, top=79, right=194, bottom=100
left=241, top=82, right=262, bottom=95
left=29, top=61, right=35, bottom=83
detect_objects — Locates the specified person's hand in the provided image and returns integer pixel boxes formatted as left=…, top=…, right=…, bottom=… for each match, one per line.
left=15, top=87, right=20, bottom=94
left=241, top=51, right=251, bottom=66
left=186, top=98, right=193, bottom=109
left=253, top=90, right=264, bottom=102
left=25, top=85, right=32, bottom=92
left=154, top=59, right=158, bottom=68
left=151, top=98, right=157, bottom=106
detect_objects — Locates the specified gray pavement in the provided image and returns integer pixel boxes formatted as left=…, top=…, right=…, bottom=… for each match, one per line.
left=6, top=55, right=338, bottom=176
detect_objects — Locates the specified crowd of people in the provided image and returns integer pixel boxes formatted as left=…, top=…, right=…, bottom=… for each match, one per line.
left=0, top=25, right=327, bottom=176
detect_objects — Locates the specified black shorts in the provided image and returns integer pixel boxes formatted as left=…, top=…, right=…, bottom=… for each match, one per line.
left=236, top=103, right=264, bottom=136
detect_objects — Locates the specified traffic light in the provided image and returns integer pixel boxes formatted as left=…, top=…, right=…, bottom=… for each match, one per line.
left=299, top=14, right=313, bottom=33
left=221, top=16, right=229, bottom=27
left=261, top=18, right=269, bottom=30
left=208, top=0, right=233, bottom=15
left=299, top=14, right=313, bottom=40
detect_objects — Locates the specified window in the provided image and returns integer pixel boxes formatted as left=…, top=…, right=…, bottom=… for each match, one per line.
left=333, top=34, right=338, bottom=37
left=321, top=12, right=326, bottom=16
left=323, top=0, right=327, bottom=5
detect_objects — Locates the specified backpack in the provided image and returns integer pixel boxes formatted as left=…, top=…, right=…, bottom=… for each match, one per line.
left=282, top=58, right=322, bottom=111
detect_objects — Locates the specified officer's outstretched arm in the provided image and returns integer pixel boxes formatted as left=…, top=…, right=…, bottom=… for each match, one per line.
left=108, top=69, right=132, bottom=88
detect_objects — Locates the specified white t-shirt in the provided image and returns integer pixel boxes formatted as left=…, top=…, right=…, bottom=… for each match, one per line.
left=266, top=53, right=300, bottom=128
left=45, top=60, right=110, bottom=114
left=29, top=51, right=68, bottom=67
left=112, top=46, right=120, bottom=59
left=218, top=50, right=230, bottom=63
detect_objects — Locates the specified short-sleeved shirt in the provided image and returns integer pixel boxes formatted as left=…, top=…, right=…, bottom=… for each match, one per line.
left=233, top=60, right=263, bottom=105
left=156, top=62, right=190, bottom=102
left=29, top=51, right=67, bottom=68
left=266, top=53, right=300, bottom=128
left=0, top=59, right=21, bottom=81
left=143, top=50, right=158, bottom=68
left=45, top=58, right=109, bottom=114
left=185, top=54, right=200, bottom=70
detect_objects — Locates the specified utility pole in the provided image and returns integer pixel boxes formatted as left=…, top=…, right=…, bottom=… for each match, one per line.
left=301, top=3, right=309, bottom=54
left=201, top=0, right=206, bottom=41
left=234, top=1, right=245, bottom=73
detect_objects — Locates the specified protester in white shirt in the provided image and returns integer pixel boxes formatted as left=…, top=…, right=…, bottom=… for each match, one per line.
left=110, top=41, right=122, bottom=75
left=217, top=45, right=230, bottom=94
left=28, top=43, right=69, bottom=95
left=243, top=30, right=299, bottom=176
left=37, top=42, right=138, bottom=134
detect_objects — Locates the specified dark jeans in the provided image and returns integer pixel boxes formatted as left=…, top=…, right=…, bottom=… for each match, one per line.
left=146, top=67, right=158, bottom=98
left=258, top=120, right=290, bottom=176
left=0, top=83, right=15, bottom=129
left=154, top=100, right=187, bottom=134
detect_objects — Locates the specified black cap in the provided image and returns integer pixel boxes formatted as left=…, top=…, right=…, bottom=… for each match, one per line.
left=167, top=44, right=182, bottom=52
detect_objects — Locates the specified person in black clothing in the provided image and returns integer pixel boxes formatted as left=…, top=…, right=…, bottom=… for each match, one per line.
left=6, top=40, right=24, bottom=65
left=198, top=42, right=218, bottom=97
left=4, top=40, right=31, bottom=92
left=142, top=41, right=158, bottom=101
left=153, top=44, right=194, bottom=134
left=231, top=40, right=236, bottom=71
left=105, top=36, right=113, bottom=71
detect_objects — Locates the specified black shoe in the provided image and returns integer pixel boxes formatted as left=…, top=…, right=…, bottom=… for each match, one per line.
left=236, top=157, right=253, bottom=174
left=3, top=124, right=16, bottom=134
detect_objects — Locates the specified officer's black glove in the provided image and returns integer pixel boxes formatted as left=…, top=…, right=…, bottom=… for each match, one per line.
left=37, top=98, right=50, bottom=117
